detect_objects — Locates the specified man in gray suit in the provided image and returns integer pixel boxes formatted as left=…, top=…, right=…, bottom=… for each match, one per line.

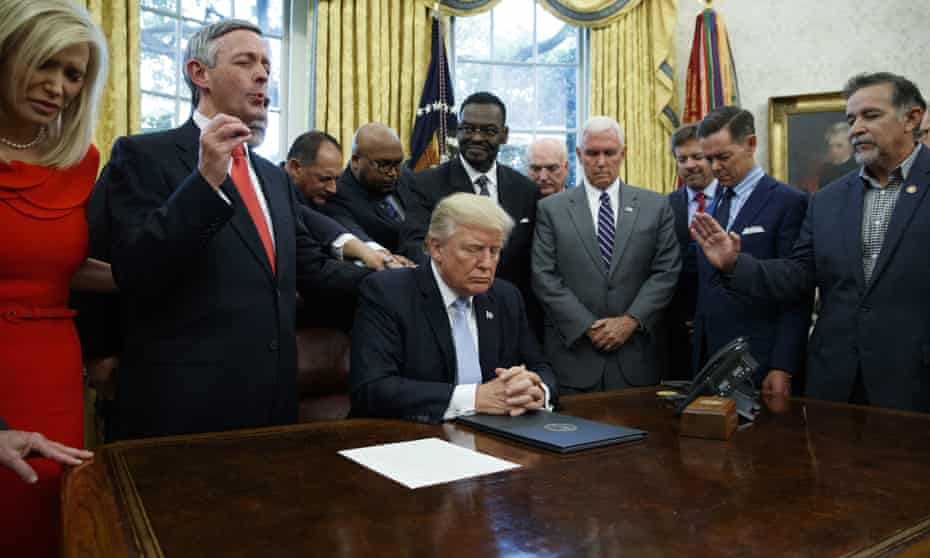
left=532, top=116, right=681, bottom=393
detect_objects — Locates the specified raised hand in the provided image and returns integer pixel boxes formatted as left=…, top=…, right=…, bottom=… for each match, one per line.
left=198, top=113, right=252, bottom=189
left=691, top=212, right=741, bottom=273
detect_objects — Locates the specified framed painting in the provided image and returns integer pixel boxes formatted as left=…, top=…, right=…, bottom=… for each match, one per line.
left=769, top=92, right=853, bottom=192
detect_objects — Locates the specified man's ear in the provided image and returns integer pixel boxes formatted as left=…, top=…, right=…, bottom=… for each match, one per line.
left=187, top=59, right=210, bottom=92
left=745, top=133, right=758, bottom=154
left=500, top=126, right=509, bottom=145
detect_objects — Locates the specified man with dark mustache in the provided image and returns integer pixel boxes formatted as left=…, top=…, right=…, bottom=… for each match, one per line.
left=402, top=92, right=541, bottom=336
left=693, top=72, right=930, bottom=412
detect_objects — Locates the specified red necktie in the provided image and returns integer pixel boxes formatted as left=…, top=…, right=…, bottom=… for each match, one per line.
left=690, top=191, right=706, bottom=231
left=231, top=145, right=276, bottom=274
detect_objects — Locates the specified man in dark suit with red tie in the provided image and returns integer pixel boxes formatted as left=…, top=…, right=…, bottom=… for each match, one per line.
left=402, top=92, right=541, bottom=334
left=102, top=19, right=368, bottom=439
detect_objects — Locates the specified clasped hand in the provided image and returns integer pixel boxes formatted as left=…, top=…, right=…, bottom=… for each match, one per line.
left=587, top=315, right=639, bottom=351
left=476, top=365, right=546, bottom=416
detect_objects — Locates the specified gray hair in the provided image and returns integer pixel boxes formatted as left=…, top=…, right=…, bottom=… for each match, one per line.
left=578, top=116, right=624, bottom=149
left=426, top=193, right=514, bottom=251
left=527, top=137, right=568, bottom=162
left=183, top=19, right=262, bottom=108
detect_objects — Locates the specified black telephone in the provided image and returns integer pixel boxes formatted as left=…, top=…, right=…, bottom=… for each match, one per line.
left=675, top=337, right=760, bottom=420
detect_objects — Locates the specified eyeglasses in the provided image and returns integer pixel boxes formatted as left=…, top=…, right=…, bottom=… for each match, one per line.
left=359, top=154, right=403, bottom=174
left=458, top=124, right=502, bottom=138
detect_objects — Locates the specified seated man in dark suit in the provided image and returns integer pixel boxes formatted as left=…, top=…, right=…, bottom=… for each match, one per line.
left=401, top=92, right=542, bottom=335
left=351, top=193, right=557, bottom=423
left=284, top=130, right=409, bottom=270
left=322, top=123, right=417, bottom=259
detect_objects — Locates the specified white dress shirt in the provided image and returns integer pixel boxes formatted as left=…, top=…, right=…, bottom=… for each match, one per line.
left=459, top=155, right=500, bottom=204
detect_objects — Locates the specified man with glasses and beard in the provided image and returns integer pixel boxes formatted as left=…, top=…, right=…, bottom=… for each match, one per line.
left=402, top=92, right=541, bottom=335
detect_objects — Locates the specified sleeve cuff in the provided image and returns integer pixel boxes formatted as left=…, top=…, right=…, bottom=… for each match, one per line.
left=443, top=384, right=477, bottom=420
left=330, top=233, right=357, bottom=259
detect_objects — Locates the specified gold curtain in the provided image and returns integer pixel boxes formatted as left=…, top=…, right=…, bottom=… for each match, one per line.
left=590, top=0, right=678, bottom=193
left=426, top=0, right=644, bottom=27
left=313, top=1, right=434, bottom=156
left=80, top=0, right=141, bottom=165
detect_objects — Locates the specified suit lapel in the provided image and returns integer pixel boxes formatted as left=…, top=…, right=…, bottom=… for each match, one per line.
left=174, top=120, right=200, bottom=174
left=670, top=189, right=689, bottom=246
left=450, top=158, right=476, bottom=194
left=610, top=184, right=639, bottom=275
left=417, top=266, right=457, bottom=383
left=840, top=177, right=867, bottom=296
left=866, top=147, right=930, bottom=293
left=567, top=186, right=605, bottom=276
left=474, top=294, right=500, bottom=383
left=729, top=175, right=774, bottom=235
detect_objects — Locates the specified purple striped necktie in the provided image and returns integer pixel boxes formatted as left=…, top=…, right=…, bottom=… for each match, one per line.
left=597, top=191, right=615, bottom=269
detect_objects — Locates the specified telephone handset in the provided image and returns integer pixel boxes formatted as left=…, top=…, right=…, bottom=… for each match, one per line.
left=675, top=337, right=760, bottom=420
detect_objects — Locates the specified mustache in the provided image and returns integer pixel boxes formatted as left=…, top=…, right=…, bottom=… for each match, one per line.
left=851, top=137, right=874, bottom=148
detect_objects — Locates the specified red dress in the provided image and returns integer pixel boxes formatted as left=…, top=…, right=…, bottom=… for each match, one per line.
left=0, top=146, right=99, bottom=557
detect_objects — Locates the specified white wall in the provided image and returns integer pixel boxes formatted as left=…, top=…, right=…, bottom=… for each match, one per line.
left=674, top=0, right=930, bottom=171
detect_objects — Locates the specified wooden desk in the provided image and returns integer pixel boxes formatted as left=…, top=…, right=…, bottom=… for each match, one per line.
left=63, top=389, right=930, bottom=557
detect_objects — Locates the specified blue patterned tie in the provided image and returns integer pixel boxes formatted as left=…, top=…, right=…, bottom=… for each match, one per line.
left=452, top=298, right=482, bottom=385
left=714, top=186, right=736, bottom=231
left=475, top=175, right=491, bottom=197
left=597, top=191, right=615, bottom=269
left=380, top=196, right=403, bottom=223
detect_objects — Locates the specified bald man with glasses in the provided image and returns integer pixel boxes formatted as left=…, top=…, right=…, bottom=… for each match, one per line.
left=322, top=123, right=417, bottom=261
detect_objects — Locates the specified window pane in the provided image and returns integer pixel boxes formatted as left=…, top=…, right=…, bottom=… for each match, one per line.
left=491, top=0, right=534, bottom=62
left=499, top=132, right=532, bottom=172
left=536, top=65, right=575, bottom=129
left=142, top=0, right=177, bottom=11
left=254, top=110, right=280, bottom=160
left=535, top=4, right=576, bottom=64
left=455, top=62, right=490, bottom=103
left=454, top=12, right=491, bottom=60
left=493, top=65, right=535, bottom=130
left=182, top=0, right=232, bottom=22
left=267, top=37, right=282, bottom=110
left=140, top=12, right=178, bottom=95
left=141, top=94, right=177, bottom=131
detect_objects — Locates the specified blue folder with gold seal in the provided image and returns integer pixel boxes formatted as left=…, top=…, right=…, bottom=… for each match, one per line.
left=457, top=411, right=647, bottom=453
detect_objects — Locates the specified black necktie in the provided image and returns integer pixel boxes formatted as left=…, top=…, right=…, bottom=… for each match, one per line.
left=714, top=187, right=736, bottom=231
left=475, top=175, right=491, bottom=197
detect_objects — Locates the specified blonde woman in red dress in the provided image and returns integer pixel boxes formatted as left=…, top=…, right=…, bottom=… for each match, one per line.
left=0, top=1, right=112, bottom=555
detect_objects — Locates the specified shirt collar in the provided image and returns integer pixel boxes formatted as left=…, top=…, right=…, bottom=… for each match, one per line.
left=859, top=143, right=922, bottom=189
left=724, top=166, right=764, bottom=199
left=459, top=155, right=497, bottom=188
left=431, top=260, right=472, bottom=310
left=191, top=109, right=210, bottom=130
left=686, top=179, right=718, bottom=201
left=582, top=175, right=621, bottom=199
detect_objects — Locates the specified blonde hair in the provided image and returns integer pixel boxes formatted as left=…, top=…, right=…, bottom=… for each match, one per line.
left=426, top=193, right=514, bottom=251
left=0, top=0, right=108, bottom=168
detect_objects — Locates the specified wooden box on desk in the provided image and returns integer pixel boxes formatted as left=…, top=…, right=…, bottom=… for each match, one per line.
left=680, top=396, right=737, bottom=440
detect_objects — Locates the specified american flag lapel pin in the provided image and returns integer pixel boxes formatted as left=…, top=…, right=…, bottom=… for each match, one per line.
left=486, top=310, right=494, bottom=320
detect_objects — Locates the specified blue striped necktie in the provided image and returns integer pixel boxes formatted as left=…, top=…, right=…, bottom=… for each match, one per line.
left=597, top=191, right=615, bottom=269
left=475, top=175, right=491, bottom=197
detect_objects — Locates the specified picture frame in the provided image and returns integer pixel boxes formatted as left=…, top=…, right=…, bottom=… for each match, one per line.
left=768, top=92, right=853, bottom=192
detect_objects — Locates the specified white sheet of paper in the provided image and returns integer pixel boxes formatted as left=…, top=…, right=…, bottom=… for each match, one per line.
left=339, top=437, right=520, bottom=489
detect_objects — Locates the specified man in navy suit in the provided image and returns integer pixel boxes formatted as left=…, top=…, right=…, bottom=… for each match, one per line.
left=666, top=124, right=718, bottom=380
left=401, top=92, right=541, bottom=335
left=692, top=107, right=810, bottom=394
left=351, top=194, right=557, bottom=423
left=694, top=72, right=930, bottom=412
left=323, top=123, right=417, bottom=260
left=103, top=20, right=369, bottom=439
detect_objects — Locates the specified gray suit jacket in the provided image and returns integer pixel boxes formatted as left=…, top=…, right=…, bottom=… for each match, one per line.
left=532, top=182, right=681, bottom=389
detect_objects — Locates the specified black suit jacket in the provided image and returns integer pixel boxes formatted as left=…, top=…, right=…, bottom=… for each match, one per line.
left=104, top=120, right=368, bottom=439
left=401, top=157, right=540, bottom=330
left=668, top=188, right=699, bottom=325
left=730, top=145, right=930, bottom=411
left=323, top=167, right=414, bottom=256
left=350, top=264, right=557, bottom=423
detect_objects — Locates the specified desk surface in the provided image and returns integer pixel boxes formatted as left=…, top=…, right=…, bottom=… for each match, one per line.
left=64, top=389, right=930, bottom=557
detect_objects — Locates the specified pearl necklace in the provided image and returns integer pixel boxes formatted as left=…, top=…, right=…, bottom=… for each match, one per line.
left=0, top=127, right=46, bottom=150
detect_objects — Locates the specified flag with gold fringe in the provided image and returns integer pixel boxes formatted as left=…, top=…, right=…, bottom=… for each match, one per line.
left=683, top=7, right=740, bottom=124
left=408, top=15, right=457, bottom=171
